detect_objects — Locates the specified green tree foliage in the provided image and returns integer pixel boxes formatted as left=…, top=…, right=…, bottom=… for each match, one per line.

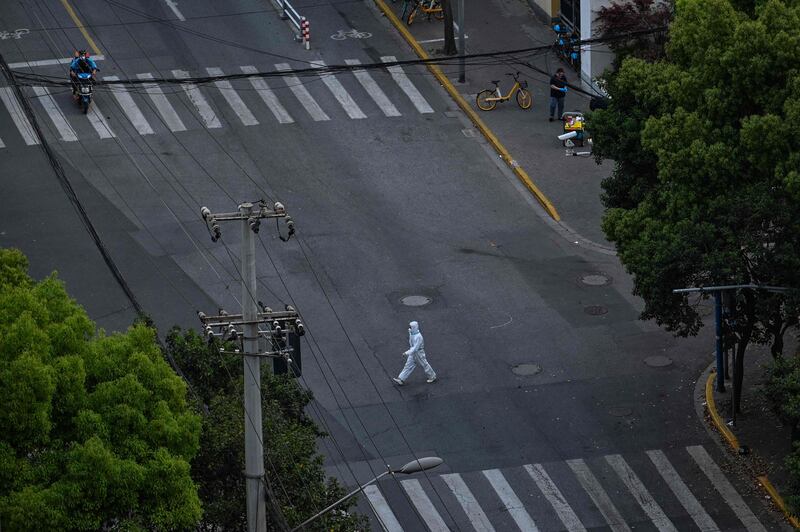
left=167, top=328, right=367, bottom=531
left=0, top=248, right=202, bottom=530
left=590, top=0, right=800, bottom=361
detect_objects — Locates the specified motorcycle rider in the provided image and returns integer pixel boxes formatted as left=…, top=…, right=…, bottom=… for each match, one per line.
left=69, top=50, right=98, bottom=98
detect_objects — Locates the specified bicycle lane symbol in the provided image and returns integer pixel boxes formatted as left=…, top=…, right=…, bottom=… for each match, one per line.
left=0, top=29, right=30, bottom=40
left=330, top=29, right=372, bottom=40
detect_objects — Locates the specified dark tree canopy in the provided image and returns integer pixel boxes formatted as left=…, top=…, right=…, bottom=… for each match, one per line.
left=590, top=0, right=800, bottom=354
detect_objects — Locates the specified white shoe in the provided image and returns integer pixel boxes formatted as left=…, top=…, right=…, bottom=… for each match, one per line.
left=392, top=377, right=405, bottom=386
left=427, top=376, right=437, bottom=383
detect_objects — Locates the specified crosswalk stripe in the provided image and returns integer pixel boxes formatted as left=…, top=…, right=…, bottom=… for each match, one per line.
left=206, top=67, right=258, bottom=126
left=311, top=61, right=366, bottom=119
left=344, top=59, right=401, bottom=117
left=274, top=63, right=330, bottom=121
left=566, top=459, right=630, bottom=532
left=606, top=454, right=677, bottom=532
left=104, top=76, right=155, bottom=135
left=380, top=56, right=434, bottom=114
left=482, top=469, right=540, bottom=532
left=687, top=446, right=767, bottom=532
left=32, top=87, right=77, bottom=142
left=401, top=479, right=450, bottom=532
left=0, top=87, right=39, bottom=145
left=441, top=473, right=495, bottom=532
left=137, top=73, right=187, bottom=132
left=525, top=464, right=586, bottom=532
left=363, top=484, right=404, bottom=532
left=172, top=70, right=222, bottom=129
left=239, top=66, right=293, bottom=124
left=647, top=450, right=719, bottom=531
left=86, top=103, right=115, bottom=138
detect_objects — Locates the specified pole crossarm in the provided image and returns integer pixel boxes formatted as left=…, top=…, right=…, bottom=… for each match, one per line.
left=200, top=200, right=295, bottom=242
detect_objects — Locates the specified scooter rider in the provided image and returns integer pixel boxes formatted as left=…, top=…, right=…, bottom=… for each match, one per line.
left=69, top=50, right=98, bottom=98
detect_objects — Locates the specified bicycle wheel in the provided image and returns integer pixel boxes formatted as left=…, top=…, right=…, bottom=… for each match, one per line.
left=432, top=1, right=444, bottom=20
left=476, top=90, right=496, bottom=111
left=516, top=88, right=532, bottom=109
left=407, top=5, right=418, bottom=24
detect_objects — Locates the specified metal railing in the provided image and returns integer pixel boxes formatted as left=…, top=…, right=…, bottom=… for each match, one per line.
left=276, top=0, right=310, bottom=49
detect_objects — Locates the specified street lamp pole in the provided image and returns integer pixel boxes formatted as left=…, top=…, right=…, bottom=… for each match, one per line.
left=291, top=457, right=444, bottom=531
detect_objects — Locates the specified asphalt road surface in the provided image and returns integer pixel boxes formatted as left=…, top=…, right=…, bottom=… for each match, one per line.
left=0, top=0, right=788, bottom=530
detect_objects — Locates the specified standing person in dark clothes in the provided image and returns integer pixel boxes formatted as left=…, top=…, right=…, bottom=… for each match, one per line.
left=549, top=68, right=568, bottom=122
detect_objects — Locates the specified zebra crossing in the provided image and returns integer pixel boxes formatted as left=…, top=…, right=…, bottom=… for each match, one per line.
left=360, top=445, right=779, bottom=531
left=0, top=56, right=434, bottom=148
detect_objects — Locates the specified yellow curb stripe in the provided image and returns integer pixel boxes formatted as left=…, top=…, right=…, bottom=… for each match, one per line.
left=705, top=373, right=800, bottom=529
left=372, top=0, right=561, bottom=221
left=757, top=475, right=800, bottom=529
left=59, top=0, right=102, bottom=56
left=705, top=372, right=739, bottom=451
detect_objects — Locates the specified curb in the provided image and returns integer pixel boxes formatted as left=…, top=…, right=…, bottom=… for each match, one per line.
left=371, top=0, right=561, bottom=222
left=703, top=371, right=800, bottom=529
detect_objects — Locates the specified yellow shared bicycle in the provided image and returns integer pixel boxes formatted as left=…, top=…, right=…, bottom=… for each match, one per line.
left=476, top=72, right=532, bottom=111
left=406, top=0, right=444, bottom=25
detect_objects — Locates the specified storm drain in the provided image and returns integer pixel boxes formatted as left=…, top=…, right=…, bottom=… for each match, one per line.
left=584, top=305, right=608, bottom=316
left=644, top=355, right=673, bottom=368
left=400, top=295, right=432, bottom=307
left=512, top=363, right=542, bottom=376
left=580, top=273, right=612, bottom=286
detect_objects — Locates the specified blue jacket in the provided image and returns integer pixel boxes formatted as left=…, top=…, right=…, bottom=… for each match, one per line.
left=70, top=56, right=98, bottom=73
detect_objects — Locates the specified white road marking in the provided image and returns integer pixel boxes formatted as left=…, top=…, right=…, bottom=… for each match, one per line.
left=441, top=473, right=495, bottom=532
left=606, top=454, right=677, bottom=532
left=525, top=463, right=586, bottom=532
left=344, top=59, right=401, bottom=117
left=8, top=54, right=105, bottom=69
left=482, top=469, right=539, bottom=532
left=240, top=65, right=293, bottom=124
left=401, top=479, right=450, bottom=532
left=647, top=450, right=719, bottom=531
left=137, top=73, right=186, bottom=132
left=32, top=86, right=77, bottom=141
left=104, top=75, right=155, bottom=135
left=418, top=36, right=469, bottom=44
left=380, top=55, right=434, bottom=114
left=172, top=69, right=221, bottom=128
left=86, top=103, right=115, bottom=138
left=687, top=446, right=767, bottom=532
left=274, top=63, right=330, bottom=121
left=566, top=459, right=630, bottom=532
left=311, top=60, right=366, bottom=119
left=0, top=135, right=5, bottom=148
left=0, top=86, right=39, bottom=145
left=363, top=484, right=404, bottom=532
left=206, top=67, right=258, bottom=126
left=164, top=0, right=186, bottom=21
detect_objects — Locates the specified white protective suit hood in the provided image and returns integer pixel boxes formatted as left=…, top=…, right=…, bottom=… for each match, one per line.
left=409, top=321, right=420, bottom=335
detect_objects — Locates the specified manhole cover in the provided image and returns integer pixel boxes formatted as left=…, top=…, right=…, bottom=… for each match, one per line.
left=580, top=273, right=612, bottom=286
left=400, top=295, right=432, bottom=307
left=608, top=406, right=633, bottom=417
left=644, top=355, right=673, bottom=368
left=512, top=363, right=542, bottom=376
left=584, top=305, right=608, bottom=316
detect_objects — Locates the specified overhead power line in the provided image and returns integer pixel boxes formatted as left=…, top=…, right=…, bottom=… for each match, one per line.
left=10, top=26, right=666, bottom=88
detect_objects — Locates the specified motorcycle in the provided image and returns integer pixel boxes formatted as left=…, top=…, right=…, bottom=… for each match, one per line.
left=74, top=72, right=93, bottom=114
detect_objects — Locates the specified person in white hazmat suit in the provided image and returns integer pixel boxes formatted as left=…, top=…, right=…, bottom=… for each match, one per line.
left=393, top=321, right=437, bottom=385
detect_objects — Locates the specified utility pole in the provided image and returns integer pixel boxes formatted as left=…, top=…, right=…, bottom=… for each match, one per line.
left=198, top=200, right=300, bottom=532
left=457, top=0, right=465, bottom=82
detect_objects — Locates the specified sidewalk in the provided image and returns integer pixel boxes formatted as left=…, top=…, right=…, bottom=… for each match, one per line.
left=384, top=0, right=612, bottom=248
left=704, top=343, right=800, bottom=528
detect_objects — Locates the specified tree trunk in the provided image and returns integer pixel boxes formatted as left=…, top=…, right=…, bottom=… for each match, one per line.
left=442, top=0, right=457, bottom=55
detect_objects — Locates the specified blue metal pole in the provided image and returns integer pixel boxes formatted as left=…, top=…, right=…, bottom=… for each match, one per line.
left=714, top=292, right=725, bottom=392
